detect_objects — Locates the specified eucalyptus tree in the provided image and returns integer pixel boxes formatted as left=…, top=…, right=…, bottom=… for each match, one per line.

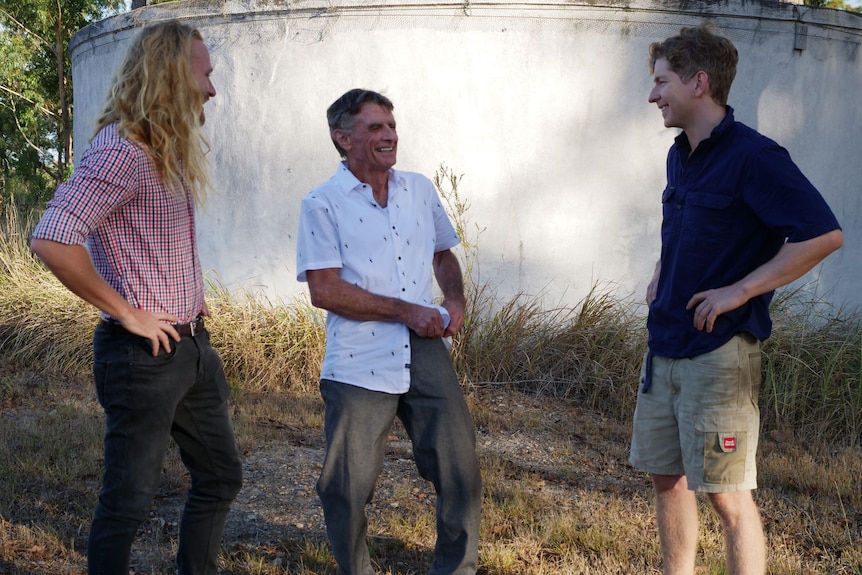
left=805, top=0, right=862, bottom=10
left=0, top=0, right=124, bottom=208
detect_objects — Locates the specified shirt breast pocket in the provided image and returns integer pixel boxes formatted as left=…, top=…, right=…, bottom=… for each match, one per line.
left=682, top=191, right=737, bottom=253
left=687, top=192, right=734, bottom=211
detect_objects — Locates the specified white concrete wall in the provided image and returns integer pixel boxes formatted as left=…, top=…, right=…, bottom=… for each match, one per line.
left=70, top=0, right=862, bottom=310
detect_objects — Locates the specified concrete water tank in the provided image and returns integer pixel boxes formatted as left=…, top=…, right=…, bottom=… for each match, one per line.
left=70, top=0, right=862, bottom=309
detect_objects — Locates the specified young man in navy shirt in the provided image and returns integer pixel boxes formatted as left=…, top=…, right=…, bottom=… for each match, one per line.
left=630, top=23, right=842, bottom=575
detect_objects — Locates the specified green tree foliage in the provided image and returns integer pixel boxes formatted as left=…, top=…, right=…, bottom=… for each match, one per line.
left=0, top=0, right=123, bottom=209
left=806, top=0, right=862, bottom=12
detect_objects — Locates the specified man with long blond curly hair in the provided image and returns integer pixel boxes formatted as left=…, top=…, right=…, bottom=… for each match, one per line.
left=30, top=20, right=242, bottom=575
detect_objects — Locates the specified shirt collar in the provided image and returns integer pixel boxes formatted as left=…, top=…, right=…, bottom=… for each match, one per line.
left=712, top=105, right=736, bottom=138
left=334, top=161, right=363, bottom=192
left=333, top=161, right=406, bottom=197
left=674, top=105, right=736, bottom=157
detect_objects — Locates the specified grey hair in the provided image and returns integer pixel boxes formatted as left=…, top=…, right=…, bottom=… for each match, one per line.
left=326, top=89, right=394, bottom=158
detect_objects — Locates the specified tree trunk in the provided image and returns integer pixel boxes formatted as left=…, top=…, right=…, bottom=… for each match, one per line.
left=55, top=13, right=70, bottom=182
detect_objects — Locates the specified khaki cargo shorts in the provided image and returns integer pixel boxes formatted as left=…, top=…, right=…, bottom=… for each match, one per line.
left=629, top=333, right=761, bottom=493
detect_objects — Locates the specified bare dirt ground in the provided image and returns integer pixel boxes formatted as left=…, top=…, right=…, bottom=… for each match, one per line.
left=130, top=387, right=649, bottom=571
left=5, top=365, right=860, bottom=574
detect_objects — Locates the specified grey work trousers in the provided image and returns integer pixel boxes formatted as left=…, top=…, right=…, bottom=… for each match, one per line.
left=317, top=331, right=482, bottom=575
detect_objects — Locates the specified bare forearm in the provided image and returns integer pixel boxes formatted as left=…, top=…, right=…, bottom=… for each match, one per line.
left=30, top=238, right=135, bottom=321
left=308, top=271, right=412, bottom=323
left=307, top=267, right=449, bottom=337
left=30, top=238, right=182, bottom=354
left=687, top=229, right=843, bottom=333
left=432, top=249, right=465, bottom=304
left=734, top=230, right=843, bottom=301
left=433, top=249, right=466, bottom=334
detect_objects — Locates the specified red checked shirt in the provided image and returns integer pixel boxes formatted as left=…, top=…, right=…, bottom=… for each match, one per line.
left=31, top=124, right=206, bottom=323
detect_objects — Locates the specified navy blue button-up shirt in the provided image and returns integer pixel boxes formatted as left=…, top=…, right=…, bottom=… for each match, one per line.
left=648, top=107, right=840, bottom=359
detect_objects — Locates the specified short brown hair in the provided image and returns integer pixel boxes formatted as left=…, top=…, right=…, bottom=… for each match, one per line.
left=649, top=23, right=738, bottom=106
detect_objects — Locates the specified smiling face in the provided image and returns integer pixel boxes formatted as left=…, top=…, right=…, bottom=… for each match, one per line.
left=648, top=57, right=698, bottom=131
left=337, top=103, right=398, bottom=175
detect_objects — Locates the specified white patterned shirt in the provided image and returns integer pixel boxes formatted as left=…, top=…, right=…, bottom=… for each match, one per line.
left=296, top=162, right=460, bottom=393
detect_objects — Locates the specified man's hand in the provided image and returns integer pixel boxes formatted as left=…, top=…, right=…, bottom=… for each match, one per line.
left=686, top=229, right=844, bottom=333
left=30, top=238, right=180, bottom=355
left=686, top=286, right=748, bottom=333
left=406, top=304, right=447, bottom=338
left=116, top=308, right=180, bottom=356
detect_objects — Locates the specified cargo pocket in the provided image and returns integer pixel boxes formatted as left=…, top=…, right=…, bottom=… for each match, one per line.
left=695, top=411, right=756, bottom=485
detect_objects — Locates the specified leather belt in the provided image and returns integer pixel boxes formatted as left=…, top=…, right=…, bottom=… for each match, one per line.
left=99, top=316, right=205, bottom=337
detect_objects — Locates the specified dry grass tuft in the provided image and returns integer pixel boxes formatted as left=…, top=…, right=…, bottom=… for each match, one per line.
left=0, top=205, right=97, bottom=374
left=0, top=202, right=327, bottom=394
left=762, top=289, right=862, bottom=446
left=453, top=284, right=646, bottom=421
left=204, top=283, right=326, bottom=393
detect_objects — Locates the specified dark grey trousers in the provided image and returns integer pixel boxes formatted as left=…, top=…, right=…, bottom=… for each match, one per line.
left=317, top=331, right=482, bottom=575
left=87, top=325, right=242, bottom=575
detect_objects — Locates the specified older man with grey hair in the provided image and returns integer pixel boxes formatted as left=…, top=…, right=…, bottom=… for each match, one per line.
left=296, top=88, right=482, bottom=575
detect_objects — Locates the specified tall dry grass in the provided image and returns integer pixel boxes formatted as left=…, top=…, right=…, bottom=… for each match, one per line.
left=204, top=283, right=326, bottom=394
left=2, top=179, right=861, bottom=444
left=433, top=166, right=647, bottom=422
left=762, top=289, right=862, bottom=446
left=0, top=202, right=328, bottom=395
left=0, top=205, right=97, bottom=374
left=2, top=178, right=861, bottom=574
left=453, top=286, right=645, bottom=421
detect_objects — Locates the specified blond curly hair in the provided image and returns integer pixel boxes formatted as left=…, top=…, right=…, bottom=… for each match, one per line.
left=95, top=20, right=211, bottom=204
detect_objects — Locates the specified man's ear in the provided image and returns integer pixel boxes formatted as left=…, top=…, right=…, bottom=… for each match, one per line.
left=333, top=129, right=351, bottom=153
left=693, top=70, right=710, bottom=98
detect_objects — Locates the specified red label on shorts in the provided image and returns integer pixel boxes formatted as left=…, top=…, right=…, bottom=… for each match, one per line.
left=723, top=436, right=737, bottom=451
